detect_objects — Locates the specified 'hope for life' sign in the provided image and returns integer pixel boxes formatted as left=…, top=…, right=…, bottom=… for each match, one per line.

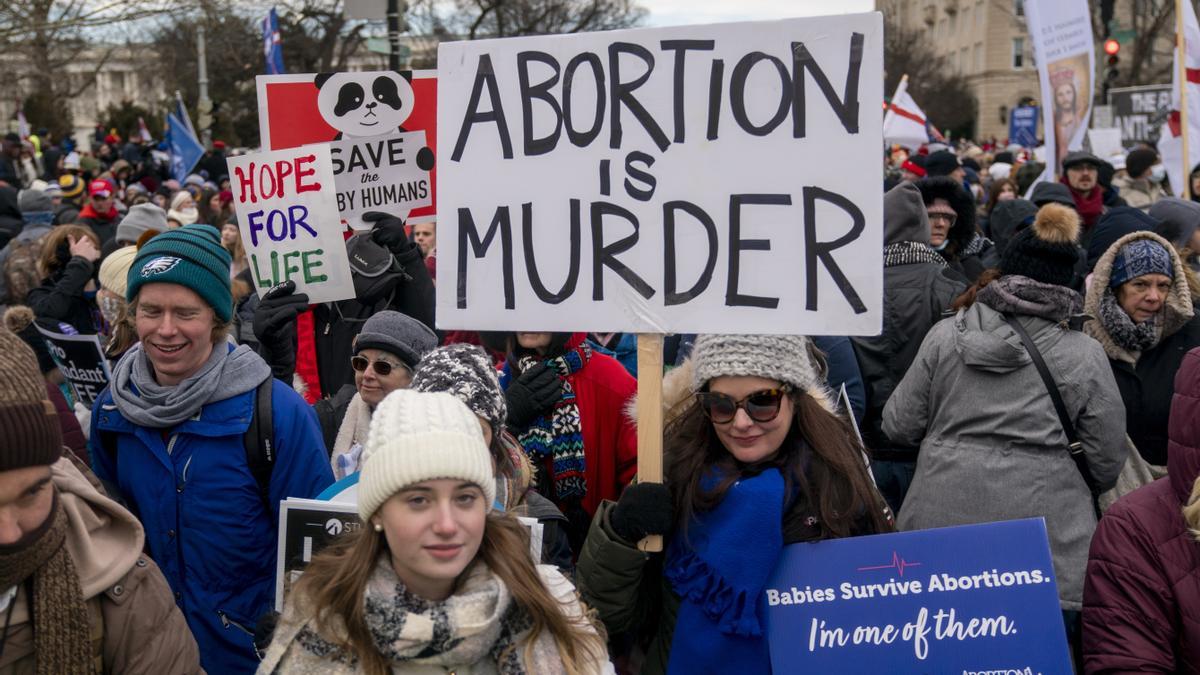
left=436, top=12, right=884, bottom=334
left=765, top=518, right=1072, bottom=674
left=228, top=146, right=356, bottom=304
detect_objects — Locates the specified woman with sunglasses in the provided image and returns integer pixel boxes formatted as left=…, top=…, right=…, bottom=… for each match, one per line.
left=314, top=310, right=439, bottom=477
left=575, top=334, right=889, bottom=675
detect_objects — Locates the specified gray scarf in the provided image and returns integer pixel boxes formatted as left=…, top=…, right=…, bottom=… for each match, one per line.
left=976, top=274, right=1083, bottom=323
left=110, top=340, right=272, bottom=428
left=1098, top=288, right=1160, bottom=353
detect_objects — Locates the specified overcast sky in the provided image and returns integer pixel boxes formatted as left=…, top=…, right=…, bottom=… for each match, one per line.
left=640, top=0, right=877, bottom=27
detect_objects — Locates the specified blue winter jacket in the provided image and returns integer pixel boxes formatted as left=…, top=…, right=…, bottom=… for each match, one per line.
left=90, top=377, right=334, bottom=675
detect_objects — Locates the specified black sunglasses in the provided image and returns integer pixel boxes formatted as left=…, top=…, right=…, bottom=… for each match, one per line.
left=350, top=355, right=408, bottom=377
left=696, top=386, right=791, bottom=424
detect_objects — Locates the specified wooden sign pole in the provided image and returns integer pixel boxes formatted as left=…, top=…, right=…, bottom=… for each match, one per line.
left=635, top=333, right=664, bottom=552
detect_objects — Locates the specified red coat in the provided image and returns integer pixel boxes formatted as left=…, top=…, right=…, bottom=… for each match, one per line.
left=568, top=350, right=638, bottom=516
left=511, top=339, right=638, bottom=517
left=1083, top=347, right=1200, bottom=673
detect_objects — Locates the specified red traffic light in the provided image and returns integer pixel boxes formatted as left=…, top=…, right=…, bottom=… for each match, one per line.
left=1104, top=38, right=1120, bottom=55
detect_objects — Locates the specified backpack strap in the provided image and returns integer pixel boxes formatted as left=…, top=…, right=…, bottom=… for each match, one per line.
left=245, top=376, right=276, bottom=513
left=1002, top=314, right=1102, bottom=516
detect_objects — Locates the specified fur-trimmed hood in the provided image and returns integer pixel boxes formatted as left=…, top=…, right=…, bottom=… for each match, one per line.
left=914, top=176, right=977, bottom=259
left=1084, top=230, right=1195, bottom=364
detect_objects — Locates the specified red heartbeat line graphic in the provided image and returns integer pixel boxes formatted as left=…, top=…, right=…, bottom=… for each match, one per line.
left=856, top=552, right=922, bottom=577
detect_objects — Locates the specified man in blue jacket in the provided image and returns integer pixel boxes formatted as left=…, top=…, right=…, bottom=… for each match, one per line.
left=90, top=224, right=334, bottom=674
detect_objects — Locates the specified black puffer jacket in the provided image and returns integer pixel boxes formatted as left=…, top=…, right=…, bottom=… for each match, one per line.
left=310, top=239, right=435, bottom=395
left=914, top=176, right=989, bottom=283
left=852, top=183, right=966, bottom=462
left=26, top=256, right=98, bottom=335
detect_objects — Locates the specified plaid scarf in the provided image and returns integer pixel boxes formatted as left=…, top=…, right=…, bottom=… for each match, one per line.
left=516, top=342, right=590, bottom=501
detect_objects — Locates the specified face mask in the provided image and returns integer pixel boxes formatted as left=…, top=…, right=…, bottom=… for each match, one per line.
left=1150, top=164, right=1167, bottom=183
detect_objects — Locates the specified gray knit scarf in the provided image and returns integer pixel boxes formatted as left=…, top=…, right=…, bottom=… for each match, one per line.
left=1098, top=288, right=1160, bottom=353
left=110, top=340, right=271, bottom=428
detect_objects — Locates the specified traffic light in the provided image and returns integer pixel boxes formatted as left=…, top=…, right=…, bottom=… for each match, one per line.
left=1103, top=39, right=1120, bottom=99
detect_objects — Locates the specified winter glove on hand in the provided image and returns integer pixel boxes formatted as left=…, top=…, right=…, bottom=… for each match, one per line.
left=252, top=280, right=309, bottom=381
left=504, top=362, right=563, bottom=429
left=610, top=482, right=673, bottom=543
left=363, top=211, right=418, bottom=256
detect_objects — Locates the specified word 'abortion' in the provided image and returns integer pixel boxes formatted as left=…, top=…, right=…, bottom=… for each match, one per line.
left=449, top=33, right=866, bottom=160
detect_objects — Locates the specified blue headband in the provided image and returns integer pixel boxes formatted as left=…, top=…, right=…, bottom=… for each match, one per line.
left=1110, top=239, right=1174, bottom=289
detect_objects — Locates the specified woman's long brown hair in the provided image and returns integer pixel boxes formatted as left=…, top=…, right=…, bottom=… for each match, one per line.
left=949, top=268, right=1002, bottom=312
left=290, top=510, right=605, bottom=675
left=665, top=390, right=891, bottom=540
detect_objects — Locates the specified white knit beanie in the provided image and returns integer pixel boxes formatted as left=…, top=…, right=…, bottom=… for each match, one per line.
left=358, top=389, right=496, bottom=521
left=690, top=334, right=834, bottom=412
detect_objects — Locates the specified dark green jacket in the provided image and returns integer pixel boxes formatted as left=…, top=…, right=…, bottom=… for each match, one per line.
left=577, top=494, right=887, bottom=674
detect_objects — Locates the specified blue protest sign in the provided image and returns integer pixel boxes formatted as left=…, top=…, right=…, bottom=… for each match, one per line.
left=1010, top=106, right=1039, bottom=148
left=765, top=518, right=1071, bottom=674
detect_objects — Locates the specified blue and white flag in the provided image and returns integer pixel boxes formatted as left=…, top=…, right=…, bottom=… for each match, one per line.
left=166, top=111, right=204, bottom=183
left=174, top=91, right=196, bottom=140
left=263, top=8, right=286, bottom=75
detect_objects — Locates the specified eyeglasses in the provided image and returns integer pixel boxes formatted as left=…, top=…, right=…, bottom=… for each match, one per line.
left=350, top=355, right=407, bottom=377
left=927, top=212, right=957, bottom=225
left=696, top=386, right=791, bottom=424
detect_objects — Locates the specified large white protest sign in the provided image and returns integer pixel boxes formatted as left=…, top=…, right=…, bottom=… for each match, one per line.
left=331, top=131, right=434, bottom=230
left=228, top=146, right=356, bottom=304
left=436, top=13, right=884, bottom=334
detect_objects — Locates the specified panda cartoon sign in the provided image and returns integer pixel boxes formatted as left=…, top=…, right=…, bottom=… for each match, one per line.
left=256, top=70, right=437, bottom=229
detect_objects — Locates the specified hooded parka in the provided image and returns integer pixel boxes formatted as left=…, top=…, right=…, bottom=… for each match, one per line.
left=0, top=457, right=202, bottom=674
left=884, top=282, right=1127, bottom=610
left=1082, top=347, right=1200, bottom=672
left=1084, top=230, right=1200, bottom=466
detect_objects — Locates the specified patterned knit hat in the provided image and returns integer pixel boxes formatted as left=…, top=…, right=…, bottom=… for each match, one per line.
left=358, top=390, right=495, bottom=521
left=1001, top=203, right=1082, bottom=288
left=691, top=334, right=831, bottom=410
left=0, top=328, right=62, bottom=471
left=411, top=344, right=506, bottom=435
left=1110, top=239, right=1174, bottom=288
left=58, top=174, right=84, bottom=200
left=126, top=223, right=233, bottom=321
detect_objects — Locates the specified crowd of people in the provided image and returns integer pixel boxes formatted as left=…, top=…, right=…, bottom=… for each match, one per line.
left=0, top=119, right=1198, bottom=675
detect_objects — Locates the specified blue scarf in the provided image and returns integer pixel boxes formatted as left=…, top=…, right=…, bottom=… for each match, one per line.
left=664, top=468, right=785, bottom=675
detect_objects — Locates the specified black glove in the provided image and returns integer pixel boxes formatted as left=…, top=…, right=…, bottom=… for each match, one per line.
left=504, top=362, right=563, bottom=429
left=252, top=280, right=309, bottom=381
left=610, top=482, right=673, bottom=543
left=363, top=211, right=418, bottom=256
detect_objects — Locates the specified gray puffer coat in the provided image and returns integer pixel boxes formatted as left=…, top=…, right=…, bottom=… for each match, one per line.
left=884, top=283, right=1127, bottom=610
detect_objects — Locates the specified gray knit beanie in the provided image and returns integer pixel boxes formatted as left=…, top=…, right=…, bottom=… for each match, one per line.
left=411, top=343, right=506, bottom=435
left=116, top=203, right=168, bottom=244
left=17, top=188, right=51, bottom=214
left=691, top=334, right=830, bottom=407
left=354, top=311, right=437, bottom=370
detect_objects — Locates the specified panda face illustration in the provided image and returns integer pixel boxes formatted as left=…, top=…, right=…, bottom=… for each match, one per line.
left=314, top=71, right=416, bottom=139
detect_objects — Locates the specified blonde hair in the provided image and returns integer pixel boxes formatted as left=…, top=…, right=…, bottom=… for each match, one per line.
left=291, top=511, right=606, bottom=675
